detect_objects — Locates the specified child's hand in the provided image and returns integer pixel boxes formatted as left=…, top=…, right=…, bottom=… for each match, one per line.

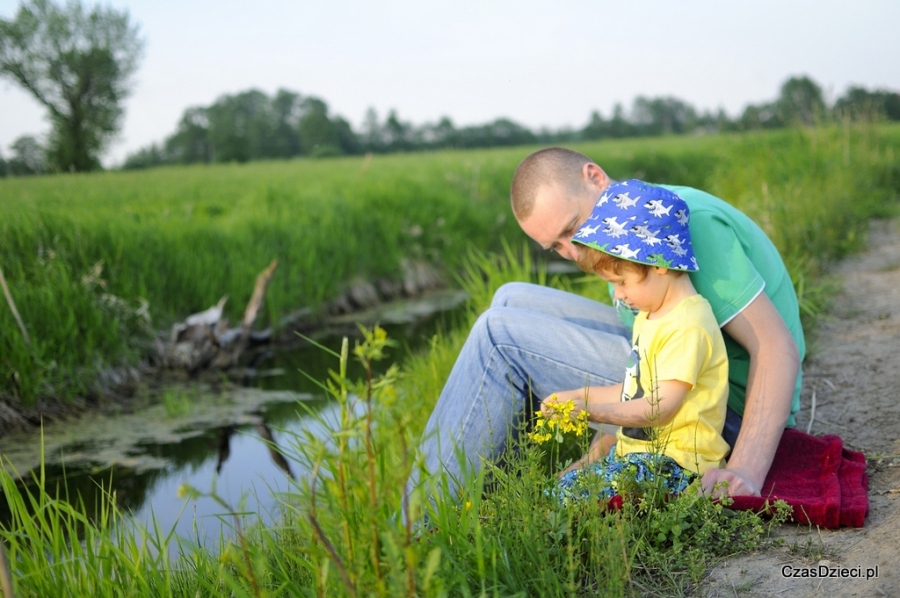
left=540, top=392, right=564, bottom=416
left=530, top=394, right=590, bottom=445
left=541, top=391, right=579, bottom=416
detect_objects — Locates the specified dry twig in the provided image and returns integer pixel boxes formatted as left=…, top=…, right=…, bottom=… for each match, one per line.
left=0, top=264, right=31, bottom=349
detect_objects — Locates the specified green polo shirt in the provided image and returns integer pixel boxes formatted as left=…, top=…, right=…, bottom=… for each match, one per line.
left=613, top=184, right=805, bottom=425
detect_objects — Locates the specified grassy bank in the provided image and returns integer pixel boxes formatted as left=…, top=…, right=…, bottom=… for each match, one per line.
left=0, top=122, right=899, bottom=595
left=1, top=149, right=524, bottom=404
left=3, top=124, right=898, bottom=406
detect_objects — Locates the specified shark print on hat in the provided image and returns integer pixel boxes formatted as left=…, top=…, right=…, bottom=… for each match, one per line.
left=573, top=179, right=699, bottom=271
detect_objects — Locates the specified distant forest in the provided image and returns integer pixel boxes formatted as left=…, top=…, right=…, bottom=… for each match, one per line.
left=4, top=75, right=899, bottom=175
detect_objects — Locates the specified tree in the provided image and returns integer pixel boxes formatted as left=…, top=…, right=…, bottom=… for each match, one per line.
left=775, top=76, right=825, bottom=127
left=121, top=142, right=164, bottom=170
left=0, top=0, right=143, bottom=172
left=607, top=103, right=635, bottom=138
left=361, top=107, right=384, bottom=151
left=332, top=115, right=361, bottom=155
left=270, top=88, right=303, bottom=158
left=419, top=116, right=457, bottom=148
left=834, top=86, right=900, bottom=122
left=631, top=96, right=698, bottom=136
left=297, top=97, right=342, bottom=157
left=581, top=110, right=608, bottom=141
left=738, top=102, right=781, bottom=130
left=206, top=89, right=275, bottom=163
left=7, top=134, right=47, bottom=175
left=164, top=107, right=211, bottom=164
left=383, top=109, right=413, bottom=152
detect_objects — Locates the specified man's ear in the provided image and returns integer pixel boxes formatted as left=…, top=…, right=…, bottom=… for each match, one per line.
left=583, top=162, right=609, bottom=191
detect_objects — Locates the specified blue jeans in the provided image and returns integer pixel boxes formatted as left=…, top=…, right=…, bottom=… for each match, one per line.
left=407, top=282, right=632, bottom=503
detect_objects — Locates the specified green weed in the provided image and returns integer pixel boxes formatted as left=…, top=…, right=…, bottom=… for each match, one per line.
left=161, top=388, right=191, bottom=418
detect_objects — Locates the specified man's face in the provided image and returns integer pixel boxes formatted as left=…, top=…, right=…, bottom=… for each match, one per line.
left=517, top=181, right=598, bottom=261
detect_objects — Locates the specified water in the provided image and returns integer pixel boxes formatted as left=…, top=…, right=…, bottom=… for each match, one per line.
left=0, top=289, right=468, bottom=552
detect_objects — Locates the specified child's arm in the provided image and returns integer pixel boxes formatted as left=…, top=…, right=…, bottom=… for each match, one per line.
left=542, top=383, right=624, bottom=414
left=544, top=380, right=690, bottom=427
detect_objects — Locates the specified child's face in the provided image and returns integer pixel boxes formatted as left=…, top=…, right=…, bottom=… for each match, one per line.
left=598, top=266, right=670, bottom=314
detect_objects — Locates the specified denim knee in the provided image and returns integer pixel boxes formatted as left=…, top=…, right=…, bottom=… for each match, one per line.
left=490, top=281, right=532, bottom=308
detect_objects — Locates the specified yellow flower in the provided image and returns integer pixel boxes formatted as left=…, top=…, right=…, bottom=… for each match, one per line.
left=528, top=395, right=589, bottom=444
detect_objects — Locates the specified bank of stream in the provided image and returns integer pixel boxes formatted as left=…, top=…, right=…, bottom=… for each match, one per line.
left=0, top=287, right=470, bottom=549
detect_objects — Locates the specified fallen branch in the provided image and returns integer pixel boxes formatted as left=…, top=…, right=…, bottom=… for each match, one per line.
left=164, top=260, right=278, bottom=372
left=235, top=259, right=279, bottom=361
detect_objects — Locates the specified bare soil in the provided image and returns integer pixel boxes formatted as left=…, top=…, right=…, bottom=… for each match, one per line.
left=702, top=219, right=900, bottom=597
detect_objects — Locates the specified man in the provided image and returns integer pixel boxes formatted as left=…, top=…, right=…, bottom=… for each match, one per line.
left=410, top=146, right=803, bottom=503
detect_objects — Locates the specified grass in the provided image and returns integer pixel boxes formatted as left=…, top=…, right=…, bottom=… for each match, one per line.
left=160, top=388, right=192, bottom=418
left=0, top=123, right=898, bottom=595
left=2, top=125, right=899, bottom=405
left=0, top=308, right=791, bottom=597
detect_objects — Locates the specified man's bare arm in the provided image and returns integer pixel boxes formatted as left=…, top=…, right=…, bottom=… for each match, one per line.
left=702, top=293, right=800, bottom=496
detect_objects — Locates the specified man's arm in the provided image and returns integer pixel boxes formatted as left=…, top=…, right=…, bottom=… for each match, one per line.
left=702, top=293, right=800, bottom=496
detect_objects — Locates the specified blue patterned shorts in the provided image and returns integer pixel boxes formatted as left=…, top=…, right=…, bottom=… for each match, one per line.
left=552, top=446, right=696, bottom=505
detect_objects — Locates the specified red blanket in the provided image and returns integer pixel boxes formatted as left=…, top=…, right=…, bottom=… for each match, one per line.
left=727, top=428, right=869, bottom=528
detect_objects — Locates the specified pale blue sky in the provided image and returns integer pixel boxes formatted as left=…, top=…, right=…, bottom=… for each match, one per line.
left=1, top=0, right=898, bottom=166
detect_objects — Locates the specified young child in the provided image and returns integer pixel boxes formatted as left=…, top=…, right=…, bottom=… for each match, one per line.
left=545, top=179, right=730, bottom=503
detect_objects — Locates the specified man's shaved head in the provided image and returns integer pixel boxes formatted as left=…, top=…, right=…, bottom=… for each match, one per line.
left=510, top=147, right=594, bottom=220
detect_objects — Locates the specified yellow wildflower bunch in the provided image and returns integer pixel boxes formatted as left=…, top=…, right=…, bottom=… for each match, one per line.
left=528, top=395, right=590, bottom=444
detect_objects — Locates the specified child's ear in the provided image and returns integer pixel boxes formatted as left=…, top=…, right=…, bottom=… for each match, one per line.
left=654, top=267, right=670, bottom=275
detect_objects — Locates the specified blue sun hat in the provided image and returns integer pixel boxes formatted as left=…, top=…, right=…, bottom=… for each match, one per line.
left=572, top=179, right=699, bottom=271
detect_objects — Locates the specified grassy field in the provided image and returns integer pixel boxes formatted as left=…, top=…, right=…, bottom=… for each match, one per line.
left=1, top=149, right=524, bottom=404
left=0, top=123, right=899, bottom=595
left=3, top=124, right=898, bottom=406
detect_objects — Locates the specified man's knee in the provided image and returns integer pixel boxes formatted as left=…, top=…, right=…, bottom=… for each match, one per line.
left=471, top=304, right=512, bottom=344
left=490, top=281, right=535, bottom=308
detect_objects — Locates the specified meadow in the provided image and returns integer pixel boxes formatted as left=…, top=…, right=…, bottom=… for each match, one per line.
left=0, top=123, right=899, bottom=596
left=3, top=124, right=898, bottom=406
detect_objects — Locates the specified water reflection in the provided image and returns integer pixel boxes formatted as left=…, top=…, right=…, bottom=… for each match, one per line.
left=214, top=422, right=295, bottom=480
left=0, top=289, right=469, bottom=552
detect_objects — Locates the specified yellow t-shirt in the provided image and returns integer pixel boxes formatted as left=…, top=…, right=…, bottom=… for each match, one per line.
left=615, top=294, right=729, bottom=474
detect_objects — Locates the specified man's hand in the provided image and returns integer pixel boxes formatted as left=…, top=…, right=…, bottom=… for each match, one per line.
left=700, top=467, right=761, bottom=498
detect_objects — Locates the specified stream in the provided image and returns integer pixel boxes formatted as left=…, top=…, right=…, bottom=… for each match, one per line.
left=0, top=289, right=469, bottom=552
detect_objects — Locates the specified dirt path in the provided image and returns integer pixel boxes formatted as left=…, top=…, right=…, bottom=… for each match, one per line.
left=703, top=219, right=900, bottom=597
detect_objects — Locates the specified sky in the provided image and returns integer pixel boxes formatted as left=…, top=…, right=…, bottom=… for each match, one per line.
left=1, top=0, right=899, bottom=167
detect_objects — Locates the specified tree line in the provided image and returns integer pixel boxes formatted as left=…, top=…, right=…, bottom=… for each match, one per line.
left=2, top=0, right=899, bottom=176
left=6, top=76, right=899, bottom=177
left=113, top=78, right=900, bottom=171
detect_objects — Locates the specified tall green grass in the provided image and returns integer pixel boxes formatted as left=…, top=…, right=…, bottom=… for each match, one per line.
left=0, top=151, right=524, bottom=404
left=1, top=124, right=898, bottom=408
left=0, top=264, right=789, bottom=596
